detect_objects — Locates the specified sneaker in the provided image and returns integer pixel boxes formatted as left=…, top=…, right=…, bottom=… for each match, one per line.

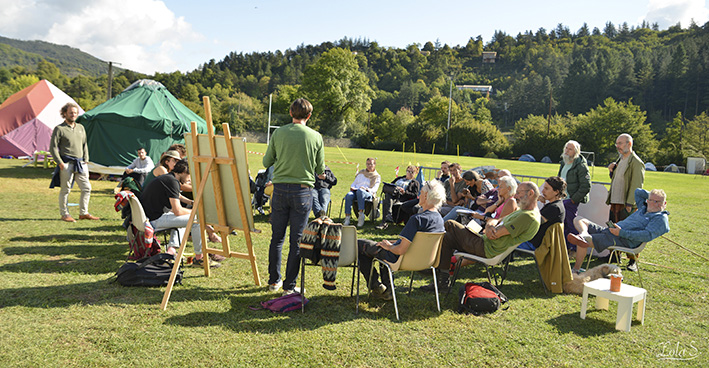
left=209, top=253, right=226, bottom=262
left=257, top=207, right=265, bottom=215
left=370, top=282, right=387, bottom=295
left=572, top=268, right=586, bottom=275
left=282, top=286, right=304, bottom=296
left=375, top=222, right=389, bottom=230
left=376, top=289, right=393, bottom=301
left=357, top=212, right=366, bottom=227
left=193, top=258, right=220, bottom=268
left=268, top=280, right=283, bottom=292
left=627, top=259, right=638, bottom=272
left=343, top=216, right=351, bottom=226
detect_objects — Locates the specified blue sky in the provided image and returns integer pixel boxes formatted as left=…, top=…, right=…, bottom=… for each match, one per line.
left=1, top=0, right=708, bottom=74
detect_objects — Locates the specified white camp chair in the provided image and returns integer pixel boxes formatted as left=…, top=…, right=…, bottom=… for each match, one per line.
left=127, top=194, right=177, bottom=248
left=299, top=225, right=360, bottom=313
left=577, top=183, right=611, bottom=269
left=450, top=243, right=518, bottom=291
left=371, top=232, right=445, bottom=321
left=608, top=242, right=649, bottom=288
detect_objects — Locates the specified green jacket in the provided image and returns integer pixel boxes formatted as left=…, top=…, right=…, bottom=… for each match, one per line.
left=558, top=156, right=590, bottom=204
left=606, top=151, right=645, bottom=206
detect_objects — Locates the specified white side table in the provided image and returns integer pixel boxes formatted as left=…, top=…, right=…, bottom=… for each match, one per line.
left=580, top=278, right=647, bottom=332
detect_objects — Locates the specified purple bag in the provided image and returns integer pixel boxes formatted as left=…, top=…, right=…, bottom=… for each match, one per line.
left=249, top=292, right=308, bottom=313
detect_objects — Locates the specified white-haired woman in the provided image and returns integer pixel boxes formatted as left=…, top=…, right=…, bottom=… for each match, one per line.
left=559, top=140, right=591, bottom=250
left=471, top=175, right=518, bottom=223
left=357, top=180, right=446, bottom=300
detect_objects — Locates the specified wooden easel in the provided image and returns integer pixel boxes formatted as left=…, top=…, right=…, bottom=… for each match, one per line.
left=160, top=96, right=260, bottom=310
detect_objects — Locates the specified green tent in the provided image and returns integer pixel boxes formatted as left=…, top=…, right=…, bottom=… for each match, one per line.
left=79, top=79, right=210, bottom=168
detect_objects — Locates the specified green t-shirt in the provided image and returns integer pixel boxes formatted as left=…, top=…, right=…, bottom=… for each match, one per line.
left=263, top=123, right=324, bottom=187
left=483, top=209, right=540, bottom=258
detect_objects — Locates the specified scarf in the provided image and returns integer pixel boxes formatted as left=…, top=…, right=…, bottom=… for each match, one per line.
left=358, top=169, right=380, bottom=188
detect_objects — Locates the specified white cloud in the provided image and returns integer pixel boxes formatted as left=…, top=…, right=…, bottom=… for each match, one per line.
left=0, top=0, right=202, bottom=73
left=645, top=0, right=709, bottom=28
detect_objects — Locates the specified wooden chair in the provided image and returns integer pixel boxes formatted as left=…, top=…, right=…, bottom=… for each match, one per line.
left=371, top=232, right=445, bottom=321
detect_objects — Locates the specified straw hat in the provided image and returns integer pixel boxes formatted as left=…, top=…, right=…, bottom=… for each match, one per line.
left=161, top=150, right=181, bottom=160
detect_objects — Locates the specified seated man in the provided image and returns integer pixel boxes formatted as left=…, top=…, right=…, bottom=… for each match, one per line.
left=421, top=181, right=541, bottom=290
left=567, top=188, right=669, bottom=272
left=358, top=180, right=446, bottom=300
left=122, top=147, right=155, bottom=187
left=140, top=159, right=222, bottom=267
left=439, top=162, right=467, bottom=217
left=377, top=165, right=420, bottom=229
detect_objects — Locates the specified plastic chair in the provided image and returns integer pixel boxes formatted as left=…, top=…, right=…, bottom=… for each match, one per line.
left=449, top=243, right=518, bottom=292
left=515, top=223, right=571, bottom=294
left=127, top=194, right=176, bottom=246
left=299, top=225, right=361, bottom=313
left=371, top=232, right=445, bottom=320
left=608, top=242, right=648, bottom=287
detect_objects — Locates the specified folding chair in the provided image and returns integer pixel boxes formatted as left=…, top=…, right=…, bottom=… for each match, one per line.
left=299, top=225, right=361, bottom=313
left=449, top=244, right=518, bottom=292
left=515, top=223, right=571, bottom=294
left=608, top=242, right=648, bottom=288
left=371, top=232, right=445, bottom=321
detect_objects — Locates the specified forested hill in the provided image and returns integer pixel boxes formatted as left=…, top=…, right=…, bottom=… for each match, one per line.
left=2, top=22, right=708, bottom=165
left=0, top=35, right=111, bottom=76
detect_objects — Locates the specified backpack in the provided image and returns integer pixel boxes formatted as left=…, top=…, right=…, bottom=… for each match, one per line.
left=115, top=253, right=182, bottom=287
left=249, top=292, right=308, bottom=313
left=458, top=281, right=508, bottom=315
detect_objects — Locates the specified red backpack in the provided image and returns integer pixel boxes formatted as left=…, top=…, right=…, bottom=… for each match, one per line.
left=458, top=282, right=508, bottom=315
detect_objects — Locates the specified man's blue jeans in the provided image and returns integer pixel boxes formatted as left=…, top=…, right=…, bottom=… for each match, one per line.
left=344, top=188, right=373, bottom=215
left=268, top=183, right=313, bottom=290
left=312, top=187, right=331, bottom=216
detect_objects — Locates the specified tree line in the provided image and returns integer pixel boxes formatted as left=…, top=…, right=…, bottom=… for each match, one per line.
left=2, top=21, right=709, bottom=166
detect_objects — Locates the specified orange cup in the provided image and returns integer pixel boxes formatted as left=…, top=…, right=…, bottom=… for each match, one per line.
left=609, top=274, right=623, bottom=292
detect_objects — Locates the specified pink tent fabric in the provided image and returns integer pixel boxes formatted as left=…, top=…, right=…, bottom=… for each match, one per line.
left=0, top=80, right=83, bottom=157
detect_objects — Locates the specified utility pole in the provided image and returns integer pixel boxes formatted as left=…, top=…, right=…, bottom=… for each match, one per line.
left=106, top=61, right=122, bottom=100
left=446, top=75, right=454, bottom=151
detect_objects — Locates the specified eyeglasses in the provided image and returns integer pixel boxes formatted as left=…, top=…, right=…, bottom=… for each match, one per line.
left=647, top=198, right=663, bottom=204
left=406, top=170, right=415, bottom=173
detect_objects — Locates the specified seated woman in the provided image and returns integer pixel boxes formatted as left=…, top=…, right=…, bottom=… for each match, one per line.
left=143, top=150, right=180, bottom=188
left=377, top=165, right=420, bottom=229
left=469, top=175, right=518, bottom=224
left=344, top=158, right=381, bottom=227
left=357, top=180, right=446, bottom=300
left=518, top=176, right=566, bottom=250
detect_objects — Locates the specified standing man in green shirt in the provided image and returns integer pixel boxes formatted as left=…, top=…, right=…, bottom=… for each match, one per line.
left=49, top=103, right=99, bottom=222
left=263, top=98, right=325, bottom=295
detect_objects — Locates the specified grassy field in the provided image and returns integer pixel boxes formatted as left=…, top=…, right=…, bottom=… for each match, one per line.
left=0, top=143, right=707, bottom=367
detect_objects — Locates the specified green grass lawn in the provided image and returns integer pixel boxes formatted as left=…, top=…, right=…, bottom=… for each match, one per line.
left=0, top=144, right=707, bottom=367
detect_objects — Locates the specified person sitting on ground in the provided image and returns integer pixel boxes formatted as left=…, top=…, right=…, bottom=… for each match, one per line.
left=421, top=181, right=541, bottom=291
left=121, top=147, right=155, bottom=187
left=567, top=188, right=669, bottom=273
left=518, top=176, right=566, bottom=250
left=439, top=162, right=467, bottom=217
left=140, top=159, right=224, bottom=267
left=344, top=158, right=381, bottom=227
left=442, top=170, right=490, bottom=222
left=436, top=160, right=451, bottom=182
left=358, top=180, right=446, bottom=300
left=559, top=140, right=591, bottom=251
left=377, top=165, right=420, bottom=229
left=468, top=174, right=518, bottom=224
left=312, top=165, right=337, bottom=218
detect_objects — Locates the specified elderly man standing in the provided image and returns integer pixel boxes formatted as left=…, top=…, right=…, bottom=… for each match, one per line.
left=421, top=181, right=541, bottom=291
left=559, top=140, right=591, bottom=249
left=607, top=133, right=644, bottom=223
left=50, top=103, right=99, bottom=222
left=568, top=188, right=669, bottom=272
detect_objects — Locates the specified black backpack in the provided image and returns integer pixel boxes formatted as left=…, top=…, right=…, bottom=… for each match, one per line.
left=115, top=253, right=183, bottom=287
left=458, top=281, right=508, bottom=315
